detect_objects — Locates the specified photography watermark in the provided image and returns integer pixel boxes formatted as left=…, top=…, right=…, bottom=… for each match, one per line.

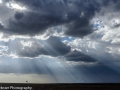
left=0, top=86, right=32, bottom=90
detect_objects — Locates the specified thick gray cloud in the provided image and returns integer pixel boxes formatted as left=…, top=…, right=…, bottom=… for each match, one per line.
left=64, top=50, right=96, bottom=62
left=5, top=36, right=71, bottom=57
left=1, top=0, right=119, bottom=38
left=18, top=37, right=71, bottom=57
left=0, top=23, right=4, bottom=29
left=1, top=0, right=120, bottom=83
left=0, top=0, right=103, bottom=37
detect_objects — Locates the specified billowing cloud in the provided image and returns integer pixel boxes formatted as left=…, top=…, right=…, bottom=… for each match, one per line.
left=0, top=0, right=120, bottom=83
left=1, top=36, right=70, bottom=57
left=18, top=37, right=71, bottom=57
left=0, top=0, right=104, bottom=37
left=66, top=0, right=120, bottom=74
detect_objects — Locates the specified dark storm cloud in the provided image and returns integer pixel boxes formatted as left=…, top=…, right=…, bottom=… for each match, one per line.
left=6, top=10, right=66, bottom=35
left=18, top=37, right=71, bottom=57
left=0, top=23, right=4, bottom=29
left=64, top=50, right=96, bottom=62
left=112, top=23, right=120, bottom=28
left=112, top=0, right=120, bottom=11
left=7, top=36, right=71, bottom=57
left=64, top=0, right=101, bottom=37
left=14, top=12, right=24, bottom=20
left=1, top=0, right=106, bottom=37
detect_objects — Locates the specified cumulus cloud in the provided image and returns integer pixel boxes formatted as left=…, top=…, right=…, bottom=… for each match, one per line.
left=1, top=0, right=120, bottom=38
left=0, top=0, right=120, bottom=83
left=1, top=36, right=70, bottom=57
left=64, top=0, right=120, bottom=58
left=65, top=0, right=120, bottom=74
left=18, top=37, right=71, bottom=57
left=0, top=0, right=105, bottom=37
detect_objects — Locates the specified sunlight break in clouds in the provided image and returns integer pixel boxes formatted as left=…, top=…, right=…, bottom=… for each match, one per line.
left=6, top=2, right=26, bottom=11
left=0, top=0, right=120, bottom=83
left=0, top=0, right=2, bottom=4
left=10, top=3, right=26, bottom=11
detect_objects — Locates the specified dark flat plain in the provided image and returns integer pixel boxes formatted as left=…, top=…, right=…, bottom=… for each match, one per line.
left=0, top=83, right=120, bottom=90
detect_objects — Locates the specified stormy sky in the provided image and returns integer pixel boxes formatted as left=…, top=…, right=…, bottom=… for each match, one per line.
left=0, top=0, right=120, bottom=83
